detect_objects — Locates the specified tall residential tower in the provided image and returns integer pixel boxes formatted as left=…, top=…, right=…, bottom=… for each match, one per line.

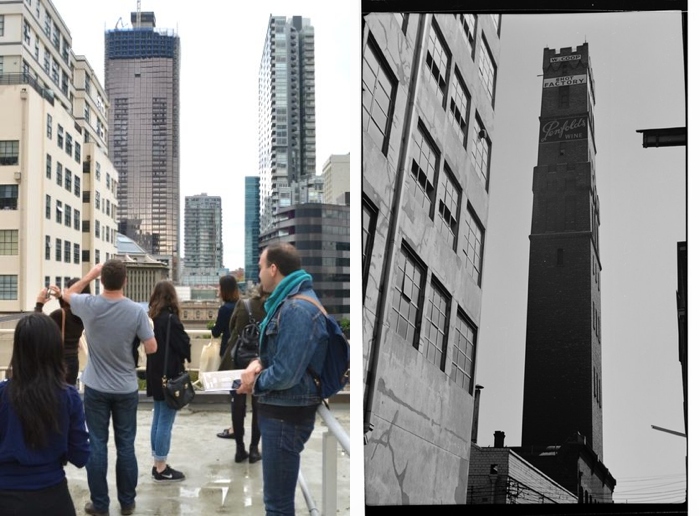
left=258, top=15, right=316, bottom=234
left=182, top=194, right=223, bottom=286
left=105, top=12, right=180, bottom=279
left=244, top=176, right=261, bottom=284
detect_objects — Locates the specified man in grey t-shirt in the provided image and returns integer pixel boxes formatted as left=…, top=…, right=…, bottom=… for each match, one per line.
left=64, top=260, right=157, bottom=516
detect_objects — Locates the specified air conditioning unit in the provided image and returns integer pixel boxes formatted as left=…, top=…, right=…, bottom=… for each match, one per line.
left=478, top=128, right=489, bottom=140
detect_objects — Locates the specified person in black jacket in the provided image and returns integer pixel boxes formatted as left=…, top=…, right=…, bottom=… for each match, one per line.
left=146, top=280, right=191, bottom=483
left=34, top=279, right=90, bottom=386
left=221, top=285, right=267, bottom=463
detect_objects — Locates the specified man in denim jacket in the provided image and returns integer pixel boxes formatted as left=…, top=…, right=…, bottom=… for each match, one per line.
left=237, top=243, right=329, bottom=515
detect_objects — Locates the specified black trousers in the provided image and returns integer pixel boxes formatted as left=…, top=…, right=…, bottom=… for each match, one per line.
left=231, top=390, right=260, bottom=448
left=0, top=478, right=76, bottom=516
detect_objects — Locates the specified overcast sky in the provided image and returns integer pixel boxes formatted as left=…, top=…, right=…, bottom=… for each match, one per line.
left=51, top=0, right=358, bottom=271
left=476, top=11, right=687, bottom=503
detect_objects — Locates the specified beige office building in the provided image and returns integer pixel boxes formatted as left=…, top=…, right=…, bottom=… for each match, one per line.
left=0, top=0, right=118, bottom=311
left=322, top=153, right=350, bottom=205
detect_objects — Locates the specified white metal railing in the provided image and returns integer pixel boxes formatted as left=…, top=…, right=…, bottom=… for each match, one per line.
left=298, top=402, right=350, bottom=515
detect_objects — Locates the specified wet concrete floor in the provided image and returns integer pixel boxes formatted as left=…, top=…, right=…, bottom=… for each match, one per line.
left=64, top=397, right=350, bottom=515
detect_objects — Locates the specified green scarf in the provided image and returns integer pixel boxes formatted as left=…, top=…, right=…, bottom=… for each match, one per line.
left=259, top=269, right=313, bottom=344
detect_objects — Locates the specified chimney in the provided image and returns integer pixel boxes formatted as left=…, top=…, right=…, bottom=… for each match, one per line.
left=471, top=385, right=484, bottom=443
left=494, top=430, right=505, bottom=448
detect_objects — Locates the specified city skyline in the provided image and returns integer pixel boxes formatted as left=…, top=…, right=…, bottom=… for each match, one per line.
left=51, top=0, right=357, bottom=271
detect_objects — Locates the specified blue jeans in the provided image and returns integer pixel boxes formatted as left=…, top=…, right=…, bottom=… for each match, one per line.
left=258, top=410, right=316, bottom=516
left=83, top=386, right=139, bottom=512
left=151, top=400, right=178, bottom=461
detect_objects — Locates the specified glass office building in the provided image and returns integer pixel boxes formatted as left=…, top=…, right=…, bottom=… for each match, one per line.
left=105, top=12, right=181, bottom=279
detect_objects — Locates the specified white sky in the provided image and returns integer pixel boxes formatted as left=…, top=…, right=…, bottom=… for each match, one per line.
left=51, top=0, right=359, bottom=271
left=477, top=12, right=688, bottom=503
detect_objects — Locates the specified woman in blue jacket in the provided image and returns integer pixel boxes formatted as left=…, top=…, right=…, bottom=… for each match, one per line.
left=0, top=313, right=90, bottom=515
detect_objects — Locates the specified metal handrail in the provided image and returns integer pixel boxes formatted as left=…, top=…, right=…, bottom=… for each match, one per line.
left=297, top=401, right=349, bottom=515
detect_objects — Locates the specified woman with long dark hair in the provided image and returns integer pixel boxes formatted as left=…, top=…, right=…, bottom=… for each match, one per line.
left=0, top=313, right=90, bottom=515
left=212, top=275, right=240, bottom=440
left=146, top=280, right=191, bottom=482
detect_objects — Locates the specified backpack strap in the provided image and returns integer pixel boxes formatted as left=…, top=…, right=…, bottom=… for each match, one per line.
left=293, top=294, right=327, bottom=316
left=242, top=298, right=255, bottom=324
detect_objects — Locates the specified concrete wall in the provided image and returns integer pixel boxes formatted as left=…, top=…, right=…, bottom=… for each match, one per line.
left=363, top=13, right=500, bottom=504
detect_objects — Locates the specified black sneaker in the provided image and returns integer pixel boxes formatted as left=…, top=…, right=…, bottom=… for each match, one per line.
left=151, top=466, right=156, bottom=478
left=153, top=464, right=185, bottom=482
left=249, top=445, right=261, bottom=464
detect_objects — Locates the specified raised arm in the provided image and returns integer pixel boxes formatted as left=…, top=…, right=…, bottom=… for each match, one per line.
left=63, top=264, right=102, bottom=304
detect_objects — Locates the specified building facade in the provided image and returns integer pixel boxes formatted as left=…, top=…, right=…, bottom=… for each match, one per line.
left=322, top=153, right=350, bottom=205
left=468, top=439, right=578, bottom=504
left=244, top=176, right=261, bottom=284
left=182, top=193, right=223, bottom=286
left=362, top=13, right=501, bottom=504
left=105, top=12, right=180, bottom=279
left=520, top=43, right=614, bottom=501
left=0, top=0, right=117, bottom=311
left=114, top=233, right=168, bottom=303
left=259, top=203, right=349, bottom=319
left=258, top=15, right=316, bottom=234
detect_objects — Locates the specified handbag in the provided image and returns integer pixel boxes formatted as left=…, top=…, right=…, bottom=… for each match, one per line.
left=161, top=312, right=195, bottom=410
left=230, top=299, right=260, bottom=369
left=199, top=336, right=222, bottom=373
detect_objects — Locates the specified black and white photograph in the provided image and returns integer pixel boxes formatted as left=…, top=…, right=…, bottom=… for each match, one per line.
left=362, top=7, right=688, bottom=510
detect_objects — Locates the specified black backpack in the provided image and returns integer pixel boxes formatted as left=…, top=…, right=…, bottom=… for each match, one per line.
left=294, top=295, right=350, bottom=402
left=231, top=299, right=260, bottom=369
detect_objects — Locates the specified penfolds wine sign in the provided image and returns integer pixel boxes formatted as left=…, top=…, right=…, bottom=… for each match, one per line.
left=540, top=117, right=587, bottom=143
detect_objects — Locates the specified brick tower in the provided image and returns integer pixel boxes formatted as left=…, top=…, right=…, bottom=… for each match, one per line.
left=521, top=43, right=604, bottom=458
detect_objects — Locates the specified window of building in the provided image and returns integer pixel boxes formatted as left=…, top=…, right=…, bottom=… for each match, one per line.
left=0, top=141, right=19, bottom=166
left=95, top=162, right=101, bottom=181
left=490, top=14, right=501, bottom=35
left=55, top=238, right=62, bottom=261
left=95, top=191, right=100, bottom=210
left=56, top=162, right=63, bottom=186
left=362, top=36, right=396, bottom=156
left=0, top=275, right=18, bottom=300
left=470, top=115, right=491, bottom=187
left=450, top=308, right=477, bottom=392
left=47, top=114, right=52, bottom=139
left=45, top=235, right=51, bottom=260
left=464, top=205, right=484, bottom=285
left=390, top=243, right=426, bottom=349
left=478, top=37, right=497, bottom=105
left=45, top=153, right=52, bottom=179
left=0, top=15, right=4, bottom=37
left=75, top=142, right=81, bottom=163
left=63, top=240, right=70, bottom=263
left=43, top=46, right=50, bottom=73
left=57, top=125, right=64, bottom=149
left=65, top=169, right=72, bottom=192
left=55, top=276, right=62, bottom=289
left=65, top=133, right=73, bottom=156
left=449, top=68, right=470, bottom=148
left=73, top=243, right=80, bottom=264
left=407, top=123, right=439, bottom=211
left=74, top=175, right=80, bottom=197
left=95, top=249, right=100, bottom=264
left=95, top=219, right=100, bottom=238
left=23, top=20, right=31, bottom=45
left=459, top=14, right=476, bottom=57
left=424, top=278, right=450, bottom=370
left=0, top=185, right=18, bottom=210
left=437, top=163, right=460, bottom=249
left=55, top=199, right=62, bottom=224
left=64, top=204, right=71, bottom=228
left=0, top=230, right=18, bottom=255
left=45, top=194, right=51, bottom=219
left=425, top=20, right=450, bottom=105
left=74, top=209, right=80, bottom=231
left=362, top=195, right=378, bottom=301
